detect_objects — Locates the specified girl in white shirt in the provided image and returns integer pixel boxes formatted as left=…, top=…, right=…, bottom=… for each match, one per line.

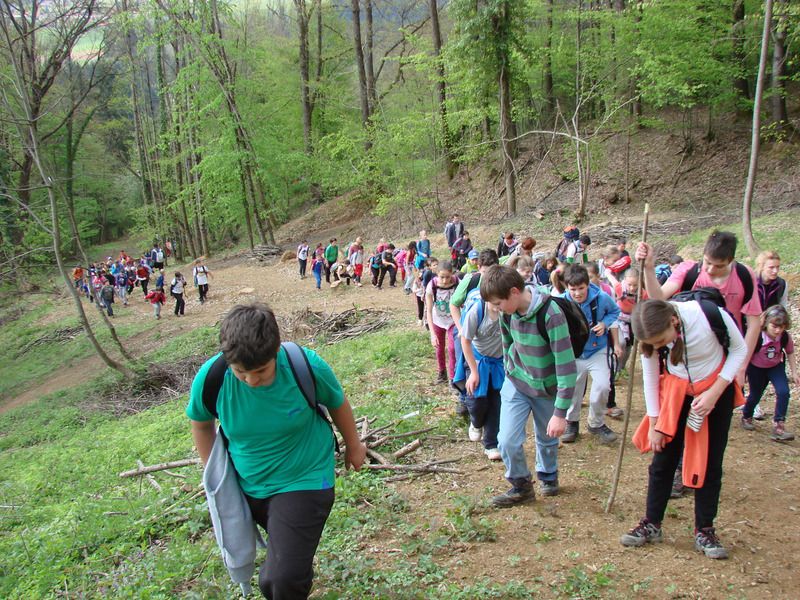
left=620, top=299, right=746, bottom=560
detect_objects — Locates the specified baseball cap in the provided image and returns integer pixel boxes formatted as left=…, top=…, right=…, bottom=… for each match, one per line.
left=468, top=250, right=479, bottom=259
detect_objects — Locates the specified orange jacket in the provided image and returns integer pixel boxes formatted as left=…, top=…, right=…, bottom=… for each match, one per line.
left=632, top=362, right=744, bottom=489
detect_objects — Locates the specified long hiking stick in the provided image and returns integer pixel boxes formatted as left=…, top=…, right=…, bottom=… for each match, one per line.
left=605, top=203, right=649, bottom=513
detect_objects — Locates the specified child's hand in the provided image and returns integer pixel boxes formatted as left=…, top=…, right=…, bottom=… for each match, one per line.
left=691, top=388, right=722, bottom=418
left=592, top=322, right=606, bottom=336
left=345, top=441, right=367, bottom=471
left=466, top=372, right=480, bottom=396
left=648, top=423, right=667, bottom=453
left=430, top=333, right=438, bottom=348
left=547, top=415, right=567, bottom=438
left=614, top=344, right=625, bottom=360
left=634, top=242, right=655, bottom=268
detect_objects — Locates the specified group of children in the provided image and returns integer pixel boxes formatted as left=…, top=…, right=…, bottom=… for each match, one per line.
left=71, top=248, right=212, bottom=320
left=387, top=223, right=795, bottom=562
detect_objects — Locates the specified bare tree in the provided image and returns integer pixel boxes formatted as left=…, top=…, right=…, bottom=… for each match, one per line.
left=0, top=0, right=133, bottom=376
left=742, top=0, right=774, bottom=258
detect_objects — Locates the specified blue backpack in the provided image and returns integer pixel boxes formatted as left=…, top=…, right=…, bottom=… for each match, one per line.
left=460, top=287, right=485, bottom=328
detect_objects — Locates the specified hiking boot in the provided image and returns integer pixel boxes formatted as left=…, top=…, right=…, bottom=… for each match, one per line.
left=540, top=479, right=559, bottom=497
left=561, top=421, right=580, bottom=443
left=588, top=424, right=618, bottom=444
left=771, top=421, right=795, bottom=442
left=468, top=424, right=483, bottom=442
left=695, top=527, right=728, bottom=559
left=753, top=404, right=766, bottom=420
left=741, top=417, right=755, bottom=431
left=606, top=406, right=624, bottom=420
left=491, top=484, right=534, bottom=508
left=484, top=448, right=502, bottom=461
left=620, top=518, right=663, bottom=547
left=436, top=370, right=448, bottom=384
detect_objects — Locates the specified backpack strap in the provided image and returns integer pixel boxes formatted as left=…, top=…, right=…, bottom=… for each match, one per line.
left=201, top=354, right=229, bottom=419
left=697, top=300, right=730, bottom=352
left=465, top=272, right=481, bottom=295
left=536, top=296, right=554, bottom=347
left=681, top=263, right=701, bottom=292
left=733, top=262, right=754, bottom=305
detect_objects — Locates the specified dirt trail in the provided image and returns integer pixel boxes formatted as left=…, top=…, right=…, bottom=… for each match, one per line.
left=1, top=251, right=416, bottom=413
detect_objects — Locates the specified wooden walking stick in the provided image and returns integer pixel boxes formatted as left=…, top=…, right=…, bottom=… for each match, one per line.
left=605, top=203, right=649, bottom=513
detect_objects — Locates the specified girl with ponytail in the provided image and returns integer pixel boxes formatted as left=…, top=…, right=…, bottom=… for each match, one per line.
left=620, top=299, right=747, bottom=560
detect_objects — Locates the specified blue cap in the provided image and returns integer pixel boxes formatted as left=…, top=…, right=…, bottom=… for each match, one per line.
left=468, top=250, right=479, bottom=259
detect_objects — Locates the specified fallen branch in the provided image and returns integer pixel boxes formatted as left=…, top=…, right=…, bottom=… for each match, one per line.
left=385, top=426, right=437, bottom=440
left=366, top=448, right=390, bottom=465
left=119, top=458, right=201, bottom=478
left=138, top=460, right=163, bottom=492
left=364, top=463, right=462, bottom=474
left=392, top=439, right=421, bottom=459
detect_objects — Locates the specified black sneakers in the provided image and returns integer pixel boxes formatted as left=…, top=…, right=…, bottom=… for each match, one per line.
left=561, top=421, right=579, bottom=443
left=540, top=479, right=559, bottom=497
left=491, top=484, right=535, bottom=508
left=588, top=423, right=618, bottom=444
left=620, top=518, right=664, bottom=547
left=695, top=527, right=728, bottom=559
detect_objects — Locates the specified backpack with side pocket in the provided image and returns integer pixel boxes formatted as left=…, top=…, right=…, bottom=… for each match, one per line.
left=201, top=341, right=339, bottom=452
left=534, top=294, right=591, bottom=358
left=460, top=287, right=485, bottom=329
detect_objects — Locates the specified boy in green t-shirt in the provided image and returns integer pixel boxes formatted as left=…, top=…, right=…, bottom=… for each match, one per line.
left=187, top=303, right=366, bottom=599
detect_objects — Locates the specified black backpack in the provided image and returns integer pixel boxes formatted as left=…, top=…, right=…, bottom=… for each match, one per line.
left=534, top=295, right=592, bottom=358
left=101, top=285, right=114, bottom=302
left=671, top=288, right=731, bottom=352
left=201, top=341, right=338, bottom=451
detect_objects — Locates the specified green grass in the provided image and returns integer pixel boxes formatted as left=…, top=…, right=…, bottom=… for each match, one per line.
left=669, top=209, right=800, bottom=273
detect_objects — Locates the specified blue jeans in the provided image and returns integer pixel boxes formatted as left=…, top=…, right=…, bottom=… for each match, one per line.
left=313, top=267, right=322, bottom=289
left=498, top=378, right=559, bottom=485
left=745, top=363, right=790, bottom=422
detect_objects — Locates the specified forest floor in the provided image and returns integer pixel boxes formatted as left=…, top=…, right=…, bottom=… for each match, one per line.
left=3, top=209, right=800, bottom=599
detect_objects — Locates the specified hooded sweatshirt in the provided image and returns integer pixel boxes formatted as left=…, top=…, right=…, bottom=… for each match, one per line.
left=562, top=283, right=620, bottom=360
left=500, top=285, right=577, bottom=417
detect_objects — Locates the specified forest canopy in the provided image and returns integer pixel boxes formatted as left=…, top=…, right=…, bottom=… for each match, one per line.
left=0, top=0, right=797, bottom=276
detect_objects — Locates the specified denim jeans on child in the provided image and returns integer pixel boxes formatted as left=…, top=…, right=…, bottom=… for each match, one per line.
left=498, top=378, right=559, bottom=485
left=745, top=363, right=790, bottom=422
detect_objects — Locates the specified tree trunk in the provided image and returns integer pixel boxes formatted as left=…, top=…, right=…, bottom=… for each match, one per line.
left=351, top=0, right=372, bottom=149
left=732, top=0, right=750, bottom=102
left=294, top=0, right=314, bottom=154
left=543, top=0, right=555, bottom=115
left=499, top=61, right=516, bottom=216
left=238, top=160, right=255, bottom=250
left=770, top=0, right=789, bottom=130
left=429, top=0, right=455, bottom=178
left=742, top=0, right=774, bottom=258
left=365, top=0, right=377, bottom=111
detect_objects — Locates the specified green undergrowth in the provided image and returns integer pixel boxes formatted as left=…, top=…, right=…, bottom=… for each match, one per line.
left=0, top=320, right=537, bottom=599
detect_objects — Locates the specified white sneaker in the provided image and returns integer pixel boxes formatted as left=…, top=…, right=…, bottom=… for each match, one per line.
left=484, top=448, right=502, bottom=461
left=754, top=404, right=766, bottom=420
left=468, top=425, right=482, bottom=442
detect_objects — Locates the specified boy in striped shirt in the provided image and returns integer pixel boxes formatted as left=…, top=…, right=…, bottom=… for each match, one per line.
left=480, top=266, right=578, bottom=506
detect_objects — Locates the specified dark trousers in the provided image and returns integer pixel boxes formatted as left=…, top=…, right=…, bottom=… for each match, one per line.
left=415, top=296, right=425, bottom=320
left=198, top=283, right=209, bottom=302
left=324, top=262, right=337, bottom=283
left=105, top=300, right=114, bottom=317
left=173, top=293, right=185, bottom=315
left=645, top=384, right=734, bottom=530
left=299, top=259, right=307, bottom=277
left=140, top=280, right=149, bottom=296
left=377, top=265, right=396, bottom=288
left=745, top=363, right=790, bottom=422
left=464, top=379, right=502, bottom=449
left=246, top=488, right=335, bottom=600
left=371, top=266, right=380, bottom=286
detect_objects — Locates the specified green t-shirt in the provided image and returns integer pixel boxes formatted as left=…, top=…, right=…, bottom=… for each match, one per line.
left=186, top=347, right=344, bottom=499
left=450, top=272, right=480, bottom=308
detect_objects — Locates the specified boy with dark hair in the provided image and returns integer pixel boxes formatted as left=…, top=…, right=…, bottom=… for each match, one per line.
left=479, top=265, right=577, bottom=506
left=560, top=265, right=623, bottom=444
left=377, top=243, right=397, bottom=288
left=324, top=238, right=339, bottom=284
left=187, top=303, right=366, bottom=600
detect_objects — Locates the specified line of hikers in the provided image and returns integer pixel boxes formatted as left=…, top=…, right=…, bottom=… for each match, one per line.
left=189, top=222, right=795, bottom=599
left=71, top=245, right=212, bottom=320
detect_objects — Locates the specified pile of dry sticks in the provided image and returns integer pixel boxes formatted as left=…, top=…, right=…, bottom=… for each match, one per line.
left=18, top=325, right=82, bottom=355
left=247, top=244, right=284, bottom=262
left=281, top=306, right=389, bottom=344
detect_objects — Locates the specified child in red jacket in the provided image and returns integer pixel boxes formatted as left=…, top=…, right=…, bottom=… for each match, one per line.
left=145, top=286, right=166, bottom=319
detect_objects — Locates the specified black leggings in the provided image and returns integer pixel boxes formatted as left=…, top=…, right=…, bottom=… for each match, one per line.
left=173, top=292, right=185, bottom=315
left=645, top=384, right=734, bottom=530
left=246, top=488, right=335, bottom=600
left=415, top=295, right=425, bottom=320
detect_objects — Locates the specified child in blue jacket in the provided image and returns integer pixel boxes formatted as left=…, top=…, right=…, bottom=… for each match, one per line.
left=560, top=264, right=624, bottom=444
